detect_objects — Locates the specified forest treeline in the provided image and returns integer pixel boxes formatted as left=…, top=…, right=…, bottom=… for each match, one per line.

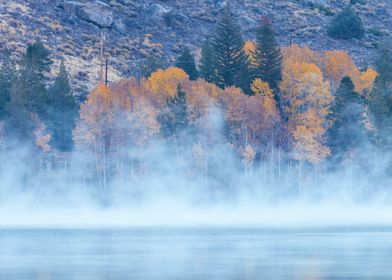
left=0, top=6, right=391, bottom=190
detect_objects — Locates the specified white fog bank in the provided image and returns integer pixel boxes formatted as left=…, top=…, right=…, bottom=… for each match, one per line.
left=1, top=199, right=392, bottom=228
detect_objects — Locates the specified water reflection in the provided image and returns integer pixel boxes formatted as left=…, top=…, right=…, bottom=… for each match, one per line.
left=0, top=227, right=391, bottom=279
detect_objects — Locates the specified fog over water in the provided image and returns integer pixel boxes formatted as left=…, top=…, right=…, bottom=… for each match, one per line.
left=0, top=102, right=391, bottom=228
left=1, top=147, right=392, bottom=228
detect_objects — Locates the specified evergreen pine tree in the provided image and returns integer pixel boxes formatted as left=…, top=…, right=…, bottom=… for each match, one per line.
left=19, top=40, right=52, bottom=117
left=175, top=47, right=198, bottom=81
left=199, top=39, right=216, bottom=83
left=0, top=49, right=16, bottom=120
left=48, top=61, right=78, bottom=151
left=209, top=5, right=251, bottom=93
left=368, top=44, right=392, bottom=146
left=327, top=77, right=367, bottom=161
left=140, top=55, right=162, bottom=78
left=159, top=85, right=188, bottom=141
left=6, top=74, right=35, bottom=142
left=253, top=17, right=282, bottom=90
left=328, top=7, right=365, bottom=40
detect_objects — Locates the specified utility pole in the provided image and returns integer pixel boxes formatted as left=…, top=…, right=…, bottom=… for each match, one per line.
left=99, top=31, right=105, bottom=83
left=99, top=30, right=110, bottom=85
left=105, top=58, right=108, bottom=85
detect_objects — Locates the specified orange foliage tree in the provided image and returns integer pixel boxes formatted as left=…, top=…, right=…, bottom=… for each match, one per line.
left=244, top=40, right=257, bottom=66
left=282, top=44, right=322, bottom=66
left=322, top=50, right=361, bottom=93
left=357, top=68, right=378, bottom=98
left=280, top=61, right=333, bottom=165
left=144, top=66, right=189, bottom=107
left=73, top=83, right=113, bottom=188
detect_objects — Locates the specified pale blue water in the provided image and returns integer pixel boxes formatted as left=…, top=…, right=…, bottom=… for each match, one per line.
left=1, top=227, right=392, bottom=279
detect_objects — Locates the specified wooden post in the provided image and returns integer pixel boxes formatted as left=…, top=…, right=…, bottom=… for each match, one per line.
left=105, top=58, right=108, bottom=85
left=99, top=31, right=105, bottom=83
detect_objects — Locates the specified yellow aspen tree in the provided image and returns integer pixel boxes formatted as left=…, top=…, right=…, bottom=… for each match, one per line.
left=323, top=50, right=361, bottom=93
left=144, top=66, right=189, bottom=107
left=73, top=83, right=113, bottom=189
left=242, top=144, right=256, bottom=175
left=110, top=78, right=160, bottom=176
left=182, top=79, right=221, bottom=126
left=220, top=86, right=250, bottom=148
left=282, top=44, right=322, bottom=66
left=250, top=78, right=281, bottom=178
left=357, top=68, right=378, bottom=97
left=280, top=61, right=333, bottom=166
left=250, top=79, right=279, bottom=126
left=291, top=108, right=330, bottom=165
left=31, top=113, right=51, bottom=153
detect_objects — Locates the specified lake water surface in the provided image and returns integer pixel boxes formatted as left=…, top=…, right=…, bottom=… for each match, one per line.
left=1, top=227, right=392, bottom=279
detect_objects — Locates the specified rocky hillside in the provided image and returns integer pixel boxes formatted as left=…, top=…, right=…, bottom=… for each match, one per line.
left=0, top=0, right=391, bottom=92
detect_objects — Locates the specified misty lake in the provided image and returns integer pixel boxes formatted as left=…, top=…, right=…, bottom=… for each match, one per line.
left=1, top=227, right=392, bottom=279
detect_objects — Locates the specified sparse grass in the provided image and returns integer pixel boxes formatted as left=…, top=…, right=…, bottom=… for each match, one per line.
left=49, top=20, right=64, bottom=32
left=308, top=4, right=335, bottom=16
left=7, top=2, right=30, bottom=14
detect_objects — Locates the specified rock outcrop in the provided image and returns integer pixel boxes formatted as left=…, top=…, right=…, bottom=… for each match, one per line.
left=61, top=0, right=113, bottom=28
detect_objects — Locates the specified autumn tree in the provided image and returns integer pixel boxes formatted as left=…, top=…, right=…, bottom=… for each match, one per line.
left=47, top=61, right=78, bottom=151
left=175, top=47, right=198, bottom=81
left=280, top=61, right=333, bottom=166
left=242, top=144, right=256, bottom=175
left=144, top=67, right=189, bottom=107
left=250, top=79, right=280, bottom=147
left=358, top=68, right=378, bottom=98
left=74, top=83, right=113, bottom=189
left=108, top=78, right=160, bottom=177
left=32, top=113, right=51, bottom=153
left=220, top=81, right=279, bottom=167
left=220, top=86, right=251, bottom=147
left=182, top=79, right=221, bottom=126
left=322, top=50, right=361, bottom=93
left=326, top=77, right=367, bottom=163
left=253, top=17, right=282, bottom=91
left=282, top=44, right=322, bottom=67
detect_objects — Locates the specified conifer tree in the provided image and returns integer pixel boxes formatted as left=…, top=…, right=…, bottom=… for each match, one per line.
left=368, top=44, right=392, bottom=146
left=140, top=54, right=162, bottom=78
left=199, top=39, right=215, bottom=83
left=0, top=49, right=16, bottom=120
left=159, top=85, right=189, bottom=142
left=327, top=77, right=366, bottom=161
left=175, top=47, right=198, bottom=81
left=6, top=74, right=34, bottom=142
left=48, top=61, right=78, bottom=151
left=253, top=17, right=282, bottom=90
left=328, top=7, right=365, bottom=40
left=209, top=5, right=251, bottom=93
left=19, top=40, right=52, bottom=117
